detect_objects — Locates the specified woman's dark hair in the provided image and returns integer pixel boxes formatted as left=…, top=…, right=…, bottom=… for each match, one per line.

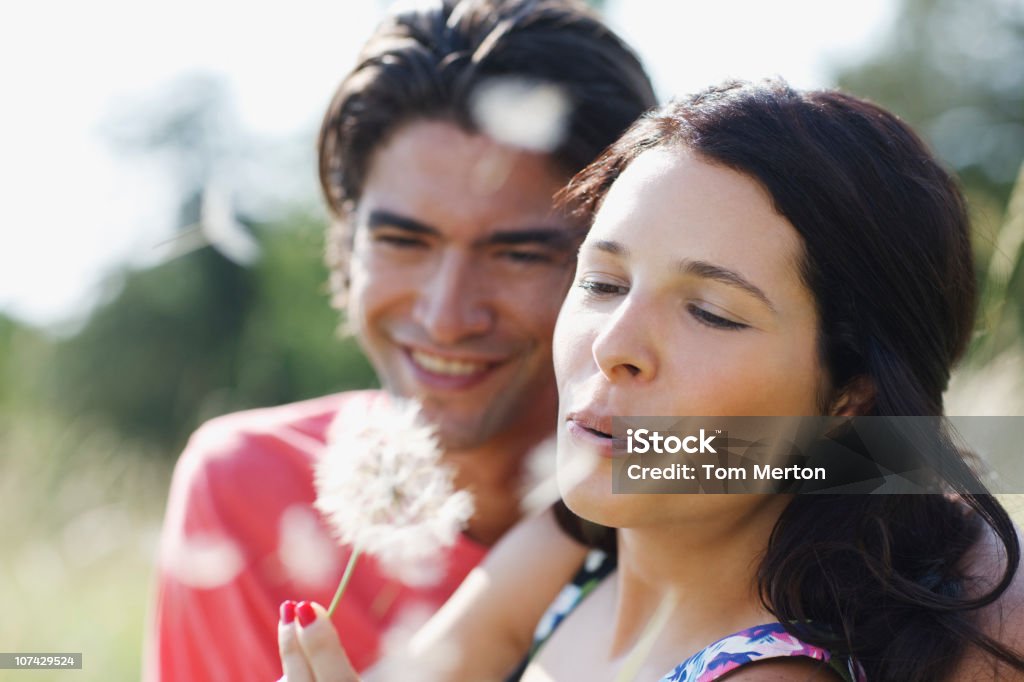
left=318, top=0, right=656, bottom=306
left=556, top=79, right=1023, bottom=680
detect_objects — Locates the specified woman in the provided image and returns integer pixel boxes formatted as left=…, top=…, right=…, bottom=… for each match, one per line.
left=278, top=80, right=1024, bottom=681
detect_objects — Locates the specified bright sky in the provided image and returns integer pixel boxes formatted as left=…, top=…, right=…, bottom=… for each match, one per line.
left=0, top=0, right=895, bottom=329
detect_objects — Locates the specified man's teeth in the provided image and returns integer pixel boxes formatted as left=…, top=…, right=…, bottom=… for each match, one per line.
left=411, top=350, right=488, bottom=376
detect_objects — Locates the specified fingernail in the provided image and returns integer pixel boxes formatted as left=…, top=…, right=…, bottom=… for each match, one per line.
left=296, top=601, right=317, bottom=628
left=280, top=600, right=296, bottom=624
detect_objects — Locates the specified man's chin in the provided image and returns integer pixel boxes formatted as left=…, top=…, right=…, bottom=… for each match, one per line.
left=419, top=403, right=516, bottom=452
left=430, top=418, right=493, bottom=453
left=396, top=390, right=527, bottom=452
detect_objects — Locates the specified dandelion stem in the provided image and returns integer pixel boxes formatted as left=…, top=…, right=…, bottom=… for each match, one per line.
left=327, top=544, right=362, bottom=618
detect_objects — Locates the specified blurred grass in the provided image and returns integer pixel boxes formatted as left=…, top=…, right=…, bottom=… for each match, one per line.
left=0, top=407, right=172, bottom=681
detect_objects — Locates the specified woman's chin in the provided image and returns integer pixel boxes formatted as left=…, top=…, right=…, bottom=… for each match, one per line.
left=559, top=475, right=638, bottom=529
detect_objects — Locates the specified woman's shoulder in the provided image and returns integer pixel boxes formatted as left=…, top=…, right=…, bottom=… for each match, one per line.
left=952, top=517, right=1024, bottom=680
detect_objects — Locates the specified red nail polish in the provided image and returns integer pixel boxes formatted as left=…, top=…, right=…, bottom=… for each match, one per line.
left=296, top=601, right=317, bottom=627
left=280, top=600, right=296, bottom=624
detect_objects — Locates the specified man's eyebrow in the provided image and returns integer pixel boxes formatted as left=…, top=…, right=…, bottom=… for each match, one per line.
left=478, top=226, right=588, bottom=250
left=365, top=210, right=439, bottom=235
left=364, top=210, right=584, bottom=250
left=678, top=258, right=776, bottom=312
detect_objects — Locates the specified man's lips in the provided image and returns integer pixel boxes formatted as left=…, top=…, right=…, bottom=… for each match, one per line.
left=402, top=346, right=506, bottom=390
left=409, top=348, right=493, bottom=376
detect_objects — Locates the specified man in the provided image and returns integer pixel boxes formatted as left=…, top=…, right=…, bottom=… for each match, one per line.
left=144, top=1, right=655, bottom=679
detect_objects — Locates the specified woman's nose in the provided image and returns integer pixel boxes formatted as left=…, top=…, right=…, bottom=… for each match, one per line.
left=590, top=295, right=658, bottom=382
left=412, top=251, right=494, bottom=344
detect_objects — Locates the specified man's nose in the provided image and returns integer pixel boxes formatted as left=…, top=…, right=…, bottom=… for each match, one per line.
left=591, top=294, right=658, bottom=383
left=412, top=250, right=495, bottom=344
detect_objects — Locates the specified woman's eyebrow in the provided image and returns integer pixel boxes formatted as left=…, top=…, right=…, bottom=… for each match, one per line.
left=590, top=239, right=628, bottom=256
left=583, top=241, right=775, bottom=311
left=678, top=258, right=776, bottom=312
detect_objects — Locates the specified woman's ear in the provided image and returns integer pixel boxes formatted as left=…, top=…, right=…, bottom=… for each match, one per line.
left=830, top=376, right=876, bottom=416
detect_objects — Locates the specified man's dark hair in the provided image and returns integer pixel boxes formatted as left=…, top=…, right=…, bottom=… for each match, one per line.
left=318, top=0, right=656, bottom=304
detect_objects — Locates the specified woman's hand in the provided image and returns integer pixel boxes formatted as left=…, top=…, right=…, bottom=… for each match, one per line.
left=278, top=600, right=361, bottom=682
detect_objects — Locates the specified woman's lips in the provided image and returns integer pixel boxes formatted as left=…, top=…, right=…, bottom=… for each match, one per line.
left=566, top=418, right=621, bottom=458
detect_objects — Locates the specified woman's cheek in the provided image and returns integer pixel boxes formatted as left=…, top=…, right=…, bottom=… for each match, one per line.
left=553, top=307, right=597, bottom=384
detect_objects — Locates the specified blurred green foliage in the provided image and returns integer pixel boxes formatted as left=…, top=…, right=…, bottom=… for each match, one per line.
left=834, top=0, right=1024, bottom=362
left=44, top=212, right=376, bottom=456
left=838, top=0, right=1023, bottom=197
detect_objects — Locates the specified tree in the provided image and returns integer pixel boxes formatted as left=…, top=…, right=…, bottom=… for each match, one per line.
left=50, top=75, right=375, bottom=454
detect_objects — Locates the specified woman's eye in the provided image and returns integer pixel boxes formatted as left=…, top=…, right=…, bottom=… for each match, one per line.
left=578, top=280, right=628, bottom=297
left=688, top=304, right=748, bottom=330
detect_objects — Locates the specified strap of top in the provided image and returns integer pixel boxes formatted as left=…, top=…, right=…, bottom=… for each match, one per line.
left=504, top=549, right=616, bottom=681
left=657, top=622, right=863, bottom=682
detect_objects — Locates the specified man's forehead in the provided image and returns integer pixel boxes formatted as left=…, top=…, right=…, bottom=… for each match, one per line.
left=355, top=120, right=579, bottom=238
left=364, top=120, right=569, bottom=191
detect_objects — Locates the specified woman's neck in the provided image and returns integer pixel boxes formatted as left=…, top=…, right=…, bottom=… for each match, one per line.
left=609, top=495, right=792, bottom=657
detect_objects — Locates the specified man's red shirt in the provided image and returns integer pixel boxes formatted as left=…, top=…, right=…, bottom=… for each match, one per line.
left=144, top=391, right=487, bottom=681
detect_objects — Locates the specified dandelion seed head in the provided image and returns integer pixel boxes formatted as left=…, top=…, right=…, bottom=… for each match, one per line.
left=470, top=77, right=571, bottom=153
left=277, top=504, right=341, bottom=590
left=316, top=399, right=474, bottom=586
left=518, top=436, right=560, bottom=515
left=162, top=532, right=244, bottom=588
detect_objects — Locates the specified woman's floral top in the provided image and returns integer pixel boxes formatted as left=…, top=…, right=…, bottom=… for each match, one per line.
left=509, top=549, right=866, bottom=682
left=660, top=621, right=864, bottom=682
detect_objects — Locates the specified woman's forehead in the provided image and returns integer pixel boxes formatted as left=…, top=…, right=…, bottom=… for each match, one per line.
left=588, top=150, right=802, bottom=265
